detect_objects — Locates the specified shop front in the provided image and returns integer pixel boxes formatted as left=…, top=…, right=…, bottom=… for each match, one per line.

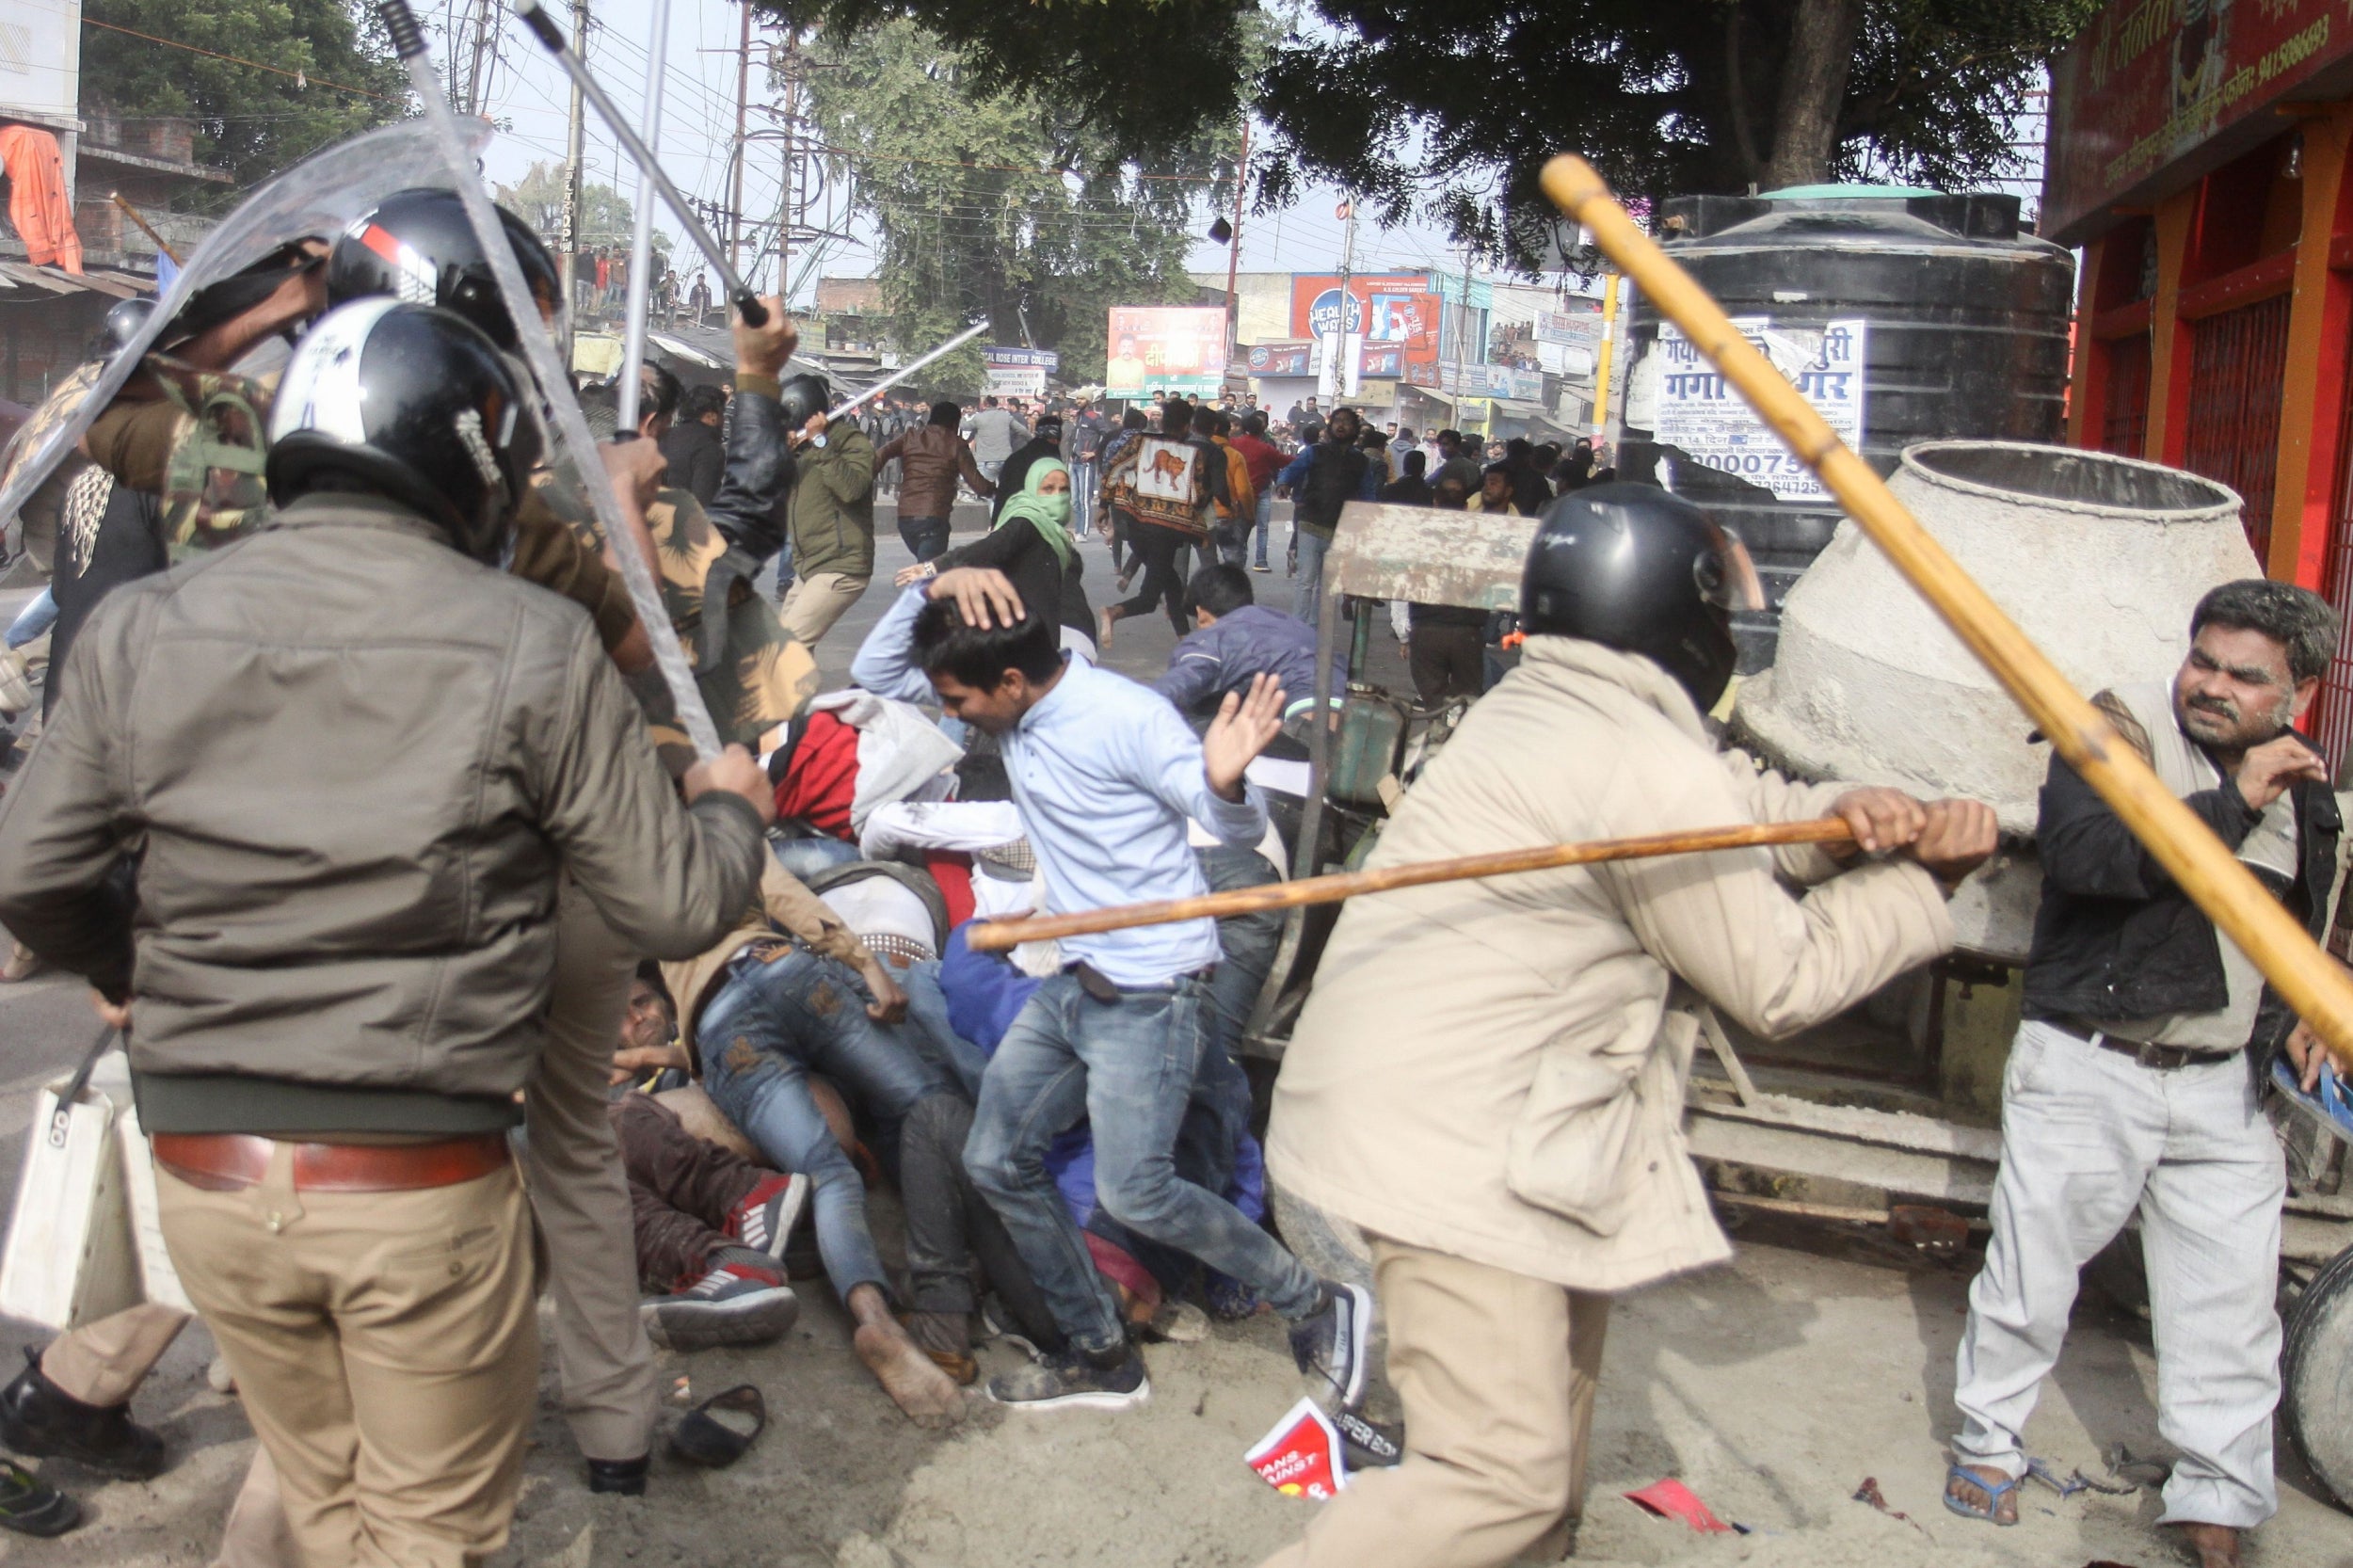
left=2047, top=0, right=2353, bottom=763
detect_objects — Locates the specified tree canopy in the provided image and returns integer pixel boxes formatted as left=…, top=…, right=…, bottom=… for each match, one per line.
left=799, top=16, right=1231, bottom=391
left=79, top=0, right=408, bottom=195
left=788, top=0, right=2095, bottom=263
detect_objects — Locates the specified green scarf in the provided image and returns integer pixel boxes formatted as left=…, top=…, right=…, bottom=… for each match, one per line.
left=995, top=457, right=1076, bottom=568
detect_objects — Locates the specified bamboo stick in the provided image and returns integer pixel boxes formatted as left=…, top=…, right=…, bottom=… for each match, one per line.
left=1540, top=153, right=2353, bottom=1073
left=964, top=819, right=1857, bottom=952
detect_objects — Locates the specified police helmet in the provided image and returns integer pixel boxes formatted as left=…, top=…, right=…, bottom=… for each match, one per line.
left=327, top=188, right=561, bottom=352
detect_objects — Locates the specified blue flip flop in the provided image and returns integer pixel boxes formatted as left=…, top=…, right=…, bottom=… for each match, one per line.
left=1944, top=1464, right=2022, bottom=1525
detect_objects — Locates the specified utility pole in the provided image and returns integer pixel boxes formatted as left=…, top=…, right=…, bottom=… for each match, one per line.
left=776, top=29, right=799, bottom=311
left=1337, top=197, right=1359, bottom=399
left=728, top=1, right=751, bottom=280
left=1223, top=117, right=1249, bottom=357
left=558, top=0, right=586, bottom=320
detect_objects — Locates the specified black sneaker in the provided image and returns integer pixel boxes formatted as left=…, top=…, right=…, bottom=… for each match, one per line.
left=1289, top=1281, right=1372, bottom=1411
left=641, top=1250, right=799, bottom=1352
left=0, top=1346, right=166, bottom=1480
left=0, top=1460, right=76, bottom=1537
left=987, top=1342, right=1149, bottom=1413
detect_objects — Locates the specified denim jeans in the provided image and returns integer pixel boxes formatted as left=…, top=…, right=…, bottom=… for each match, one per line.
left=1070, top=456, right=1096, bottom=537
left=898, top=514, right=951, bottom=563
left=1291, top=529, right=1332, bottom=625
left=1252, top=489, right=1274, bottom=567
left=964, top=972, right=1321, bottom=1355
left=698, top=946, right=947, bottom=1304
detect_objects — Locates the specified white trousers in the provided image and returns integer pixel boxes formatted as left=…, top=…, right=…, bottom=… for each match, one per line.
left=1952, top=1018, right=2285, bottom=1528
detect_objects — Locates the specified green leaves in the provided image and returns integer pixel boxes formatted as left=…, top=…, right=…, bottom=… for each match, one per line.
left=801, top=16, right=1229, bottom=388
left=81, top=0, right=408, bottom=194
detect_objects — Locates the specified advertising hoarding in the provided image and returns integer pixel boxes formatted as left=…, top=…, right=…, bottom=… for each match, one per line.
left=1104, top=307, right=1228, bottom=397
left=984, top=345, right=1058, bottom=398
left=1654, top=317, right=1866, bottom=502
left=2044, top=0, right=2353, bottom=242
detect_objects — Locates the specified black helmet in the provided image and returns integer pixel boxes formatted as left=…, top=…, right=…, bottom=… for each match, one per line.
left=777, top=373, right=831, bottom=428
left=266, top=298, right=543, bottom=564
left=1518, top=481, right=1764, bottom=712
left=104, top=297, right=157, bottom=353
left=327, top=188, right=561, bottom=352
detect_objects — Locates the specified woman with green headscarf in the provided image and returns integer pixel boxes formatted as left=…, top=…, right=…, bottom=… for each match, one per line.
left=896, top=456, right=1096, bottom=658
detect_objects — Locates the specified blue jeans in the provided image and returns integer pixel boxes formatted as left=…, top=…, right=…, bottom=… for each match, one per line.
left=1291, top=529, right=1331, bottom=626
left=1070, top=456, right=1096, bottom=536
left=5, top=586, right=56, bottom=649
left=898, top=514, right=951, bottom=562
left=1252, top=490, right=1274, bottom=567
left=964, top=972, right=1321, bottom=1354
left=698, top=946, right=947, bottom=1304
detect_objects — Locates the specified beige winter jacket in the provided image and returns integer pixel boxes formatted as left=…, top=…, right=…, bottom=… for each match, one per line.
left=1266, top=637, right=1956, bottom=1292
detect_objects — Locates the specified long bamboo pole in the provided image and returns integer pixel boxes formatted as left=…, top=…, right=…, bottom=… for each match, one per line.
left=1539, top=153, right=2353, bottom=1072
left=965, top=819, right=1857, bottom=952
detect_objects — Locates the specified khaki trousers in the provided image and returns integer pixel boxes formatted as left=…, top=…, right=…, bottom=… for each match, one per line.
left=527, top=883, right=658, bottom=1462
left=1261, top=1239, right=1609, bottom=1568
left=777, top=570, right=870, bottom=648
left=158, top=1153, right=539, bottom=1568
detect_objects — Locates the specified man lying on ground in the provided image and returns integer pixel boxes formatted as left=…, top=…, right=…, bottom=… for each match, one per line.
left=1155, top=564, right=1338, bottom=724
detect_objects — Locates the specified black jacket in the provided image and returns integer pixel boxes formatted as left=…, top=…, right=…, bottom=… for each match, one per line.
left=2023, top=731, right=2341, bottom=1055
left=701, top=386, right=799, bottom=565
left=660, top=418, right=725, bottom=505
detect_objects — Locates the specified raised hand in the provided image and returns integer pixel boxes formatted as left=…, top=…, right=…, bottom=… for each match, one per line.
left=1203, top=672, right=1286, bottom=802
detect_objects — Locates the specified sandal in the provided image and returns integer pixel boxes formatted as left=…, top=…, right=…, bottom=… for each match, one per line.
left=669, top=1384, right=767, bottom=1468
left=1943, top=1463, right=2021, bottom=1526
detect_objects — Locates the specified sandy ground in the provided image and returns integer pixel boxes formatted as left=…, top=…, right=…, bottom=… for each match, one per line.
left=4, top=507, right=2351, bottom=1566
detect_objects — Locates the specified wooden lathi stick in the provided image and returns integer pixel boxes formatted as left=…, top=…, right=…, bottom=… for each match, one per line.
left=963, top=818, right=1857, bottom=952
left=1540, top=152, right=2353, bottom=1075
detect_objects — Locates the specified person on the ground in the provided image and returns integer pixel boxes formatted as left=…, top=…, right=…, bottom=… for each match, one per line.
left=658, top=856, right=970, bottom=1425
left=1944, top=581, right=2342, bottom=1568
left=877, top=400, right=995, bottom=565
left=992, top=413, right=1065, bottom=521
left=865, top=568, right=1372, bottom=1413
left=774, top=382, right=878, bottom=648
left=967, top=395, right=1029, bottom=483
left=0, top=301, right=775, bottom=1565
left=1227, top=411, right=1284, bottom=573
left=662, top=383, right=728, bottom=505
left=1260, top=483, right=1996, bottom=1568
left=1157, top=564, right=1336, bottom=722
left=1273, top=408, right=1378, bottom=628
left=903, top=457, right=1092, bottom=656
left=1099, top=398, right=1223, bottom=647
left=1382, top=449, right=1433, bottom=507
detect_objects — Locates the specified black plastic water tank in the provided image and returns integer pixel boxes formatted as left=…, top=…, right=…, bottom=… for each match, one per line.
left=1619, top=187, right=2074, bottom=669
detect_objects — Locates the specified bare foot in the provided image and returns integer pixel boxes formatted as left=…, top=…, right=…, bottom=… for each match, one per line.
left=1945, top=1464, right=2018, bottom=1524
left=1096, top=606, right=1118, bottom=649
left=2175, top=1523, right=2240, bottom=1568
left=854, top=1322, right=966, bottom=1428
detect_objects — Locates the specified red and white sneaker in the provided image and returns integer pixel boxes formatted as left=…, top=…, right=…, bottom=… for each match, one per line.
left=641, top=1250, right=798, bottom=1352
left=727, top=1173, right=810, bottom=1261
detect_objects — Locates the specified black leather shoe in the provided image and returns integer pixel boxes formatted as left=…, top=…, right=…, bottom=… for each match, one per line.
left=584, top=1454, right=648, bottom=1496
left=0, top=1348, right=166, bottom=1481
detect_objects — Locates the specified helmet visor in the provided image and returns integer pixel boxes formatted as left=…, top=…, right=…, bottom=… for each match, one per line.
left=1696, top=523, right=1766, bottom=613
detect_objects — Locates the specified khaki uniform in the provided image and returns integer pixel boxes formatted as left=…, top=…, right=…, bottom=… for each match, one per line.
left=1263, top=637, right=1955, bottom=1567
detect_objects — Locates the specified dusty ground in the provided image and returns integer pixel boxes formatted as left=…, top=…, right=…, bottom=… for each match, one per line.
left=4, top=510, right=2351, bottom=1566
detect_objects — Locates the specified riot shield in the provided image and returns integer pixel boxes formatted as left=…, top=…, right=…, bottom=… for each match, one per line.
left=0, top=120, right=492, bottom=536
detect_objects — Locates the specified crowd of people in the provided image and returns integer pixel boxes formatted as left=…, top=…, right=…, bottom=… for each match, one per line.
left=0, top=156, right=2327, bottom=1568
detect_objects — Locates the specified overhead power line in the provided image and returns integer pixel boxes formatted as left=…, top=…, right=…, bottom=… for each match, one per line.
left=79, top=17, right=399, bottom=103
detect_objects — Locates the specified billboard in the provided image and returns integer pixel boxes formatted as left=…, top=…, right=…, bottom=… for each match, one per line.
left=1105, top=307, right=1228, bottom=397
left=1654, top=317, right=1866, bottom=502
left=2044, top=0, right=2353, bottom=242
left=984, top=345, right=1058, bottom=398
left=1246, top=341, right=1314, bottom=377
left=1287, top=274, right=1442, bottom=385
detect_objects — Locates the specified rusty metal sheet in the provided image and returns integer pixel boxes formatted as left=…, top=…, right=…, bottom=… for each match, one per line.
left=1324, top=500, right=1535, bottom=611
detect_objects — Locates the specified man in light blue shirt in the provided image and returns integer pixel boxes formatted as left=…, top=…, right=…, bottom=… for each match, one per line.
left=862, top=566, right=1371, bottom=1413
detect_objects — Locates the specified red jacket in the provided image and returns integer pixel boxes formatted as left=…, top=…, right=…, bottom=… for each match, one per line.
left=1229, top=432, right=1284, bottom=493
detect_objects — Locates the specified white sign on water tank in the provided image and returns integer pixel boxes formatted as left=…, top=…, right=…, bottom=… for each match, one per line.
left=1654, top=316, right=1866, bottom=502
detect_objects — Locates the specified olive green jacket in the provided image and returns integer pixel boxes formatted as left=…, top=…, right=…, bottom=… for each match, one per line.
left=785, top=424, right=878, bottom=580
